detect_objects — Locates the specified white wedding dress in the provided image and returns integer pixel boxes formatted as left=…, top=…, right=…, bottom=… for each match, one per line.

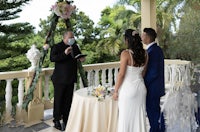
left=118, top=52, right=147, bottom=132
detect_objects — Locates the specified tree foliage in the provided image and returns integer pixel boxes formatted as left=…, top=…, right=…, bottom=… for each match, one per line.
left=0, top=0, right=34, bottom=72
left=119, top=0, right=200, bottom=62
left=1, top=0, right=200, bottom=70
left=38, top=9, right=99, bottom=65
left=0, top=0, right=34, bottom=123
left=168, top=2, right=200, bottom=62
left=97, top=5, right=140, bottom=57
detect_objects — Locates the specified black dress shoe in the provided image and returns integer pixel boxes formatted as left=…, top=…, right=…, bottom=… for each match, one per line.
left=63, top=118, right=68, bottom=131
left=53, top=120, right=62, bottom=130
left=62, top=122, right=67, bottom=131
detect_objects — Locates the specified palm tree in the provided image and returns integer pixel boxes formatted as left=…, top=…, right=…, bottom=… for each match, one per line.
left=118, top=0, right=192, bottom=58
left=97, top=5, right=140, bottom=55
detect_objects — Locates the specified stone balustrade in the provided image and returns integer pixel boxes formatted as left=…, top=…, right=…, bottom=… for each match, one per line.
left=0, top=60, right=192, bottom=125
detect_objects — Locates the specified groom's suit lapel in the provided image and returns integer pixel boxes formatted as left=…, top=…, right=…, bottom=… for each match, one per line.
left=147, top=43, right=157, bottom=53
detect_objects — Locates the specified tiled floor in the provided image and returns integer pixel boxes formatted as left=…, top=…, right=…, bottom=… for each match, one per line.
left=0, top=109, right=60, bottom=132
left=0, top=119, right=62, bottom=132
left=38, top=119, right=62, bottom=132
left=0, top=107, right=150, bottom=132
left=1, top=109, right=198, bottom=132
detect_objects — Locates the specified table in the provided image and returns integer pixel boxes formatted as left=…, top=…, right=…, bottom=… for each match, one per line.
left=65, top=88, right=118, bottom=132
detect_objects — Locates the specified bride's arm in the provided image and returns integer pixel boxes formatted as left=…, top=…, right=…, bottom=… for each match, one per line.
left=142, top=50, right=149, bottom=77
left=113, top=50, right=128, bottom=100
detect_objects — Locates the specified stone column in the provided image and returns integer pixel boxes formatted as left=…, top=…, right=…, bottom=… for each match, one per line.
left=4, top=79, right=13, bottom=123
left=16, top=78, right=25, bottom=123
left=43, top=75, right=53, bottom=109
left=141, top=0, right=156, bottom=30
left=141, top=0, right=156, bottom=48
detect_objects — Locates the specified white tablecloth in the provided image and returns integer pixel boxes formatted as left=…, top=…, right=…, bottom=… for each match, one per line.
left=65, top=88, right=118, bottom=132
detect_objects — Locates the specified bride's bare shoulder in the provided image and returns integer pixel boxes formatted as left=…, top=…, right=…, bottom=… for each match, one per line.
left=121, top=49, right=129, bottom=56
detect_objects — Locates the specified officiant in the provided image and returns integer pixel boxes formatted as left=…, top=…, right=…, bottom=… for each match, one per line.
left=50, top=31, right=85, bottom=131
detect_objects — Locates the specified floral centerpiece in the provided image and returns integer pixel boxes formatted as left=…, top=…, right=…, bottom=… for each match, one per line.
left=92, top=85, right=107, bottom=101
left=91, top=85, right=114, bottom=101
left=51, top=1, right=76, bottom=19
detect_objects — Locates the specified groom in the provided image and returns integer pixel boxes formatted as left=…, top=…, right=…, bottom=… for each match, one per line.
left=142, top=28, right=165, bottom=132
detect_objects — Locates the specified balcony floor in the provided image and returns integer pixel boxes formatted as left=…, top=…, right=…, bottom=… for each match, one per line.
left=0, top=109, right=199, bottom=132
left=0, top=109, right=62, bottom=132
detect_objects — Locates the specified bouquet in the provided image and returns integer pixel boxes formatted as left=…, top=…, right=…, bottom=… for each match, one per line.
left=51, top=1, right=76, bottom=19
left=92, top=85, right=107, bottom=101
left=91, top=84, right=114, bottom=101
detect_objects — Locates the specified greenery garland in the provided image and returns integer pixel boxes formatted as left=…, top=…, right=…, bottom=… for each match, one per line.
left=22, top=0, right=88, bottom=110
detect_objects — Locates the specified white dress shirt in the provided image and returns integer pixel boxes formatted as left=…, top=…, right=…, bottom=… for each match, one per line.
left=146, top=42, right=156, bottom=50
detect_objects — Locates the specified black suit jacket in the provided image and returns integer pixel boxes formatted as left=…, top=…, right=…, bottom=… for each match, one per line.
left=50, top=41, right=81, bottom=84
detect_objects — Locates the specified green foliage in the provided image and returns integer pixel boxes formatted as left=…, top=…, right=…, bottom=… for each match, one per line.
left=97, top=5, right=139, bottom=56
left=119, top=0, right=140, bottom=6
left=0, top=0, right=34, bottom=71
left=0, top=0, right=32, bottom=20
left=119, top=0, right=200, bottom=62
left=0, top=0, right=33, bottom=123
left=0, top=81, right=5, bottom=124
left=38, top=5, right=137, bottom=65
left=38, top=9, right=102, bottom=65
left=168, top=3, right=200, bottom=62
left=0, top=55, right=30, bottom=72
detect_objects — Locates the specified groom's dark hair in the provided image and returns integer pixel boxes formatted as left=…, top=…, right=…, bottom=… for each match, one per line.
left=143, top=28, right=157, bottom=42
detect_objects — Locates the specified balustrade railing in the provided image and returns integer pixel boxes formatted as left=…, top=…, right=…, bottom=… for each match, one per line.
left=81, top=62, right=120, bottom=87
left=0, top=60, right=193, bottom=124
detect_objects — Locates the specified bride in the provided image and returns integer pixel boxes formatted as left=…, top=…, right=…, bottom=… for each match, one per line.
left=113, top=29, right=148, bottom=132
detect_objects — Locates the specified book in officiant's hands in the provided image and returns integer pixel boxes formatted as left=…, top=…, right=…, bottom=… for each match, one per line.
left=75, top=54, right=87, bottom=59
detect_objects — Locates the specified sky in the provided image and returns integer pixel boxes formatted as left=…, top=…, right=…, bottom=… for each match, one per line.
left=6, top=0, right=118, bottom=31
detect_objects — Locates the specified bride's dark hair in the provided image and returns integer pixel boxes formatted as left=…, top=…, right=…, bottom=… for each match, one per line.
left=124, top=29, right=145, bottom=67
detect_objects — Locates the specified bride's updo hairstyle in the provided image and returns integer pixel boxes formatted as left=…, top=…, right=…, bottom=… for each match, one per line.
left=124, top=29, right=145, bottom=67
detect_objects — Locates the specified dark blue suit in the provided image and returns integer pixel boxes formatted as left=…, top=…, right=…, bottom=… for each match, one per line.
left=144, top=43, right=165, bottom=132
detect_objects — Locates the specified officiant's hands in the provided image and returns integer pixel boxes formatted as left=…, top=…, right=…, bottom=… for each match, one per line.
left=64, top=47, right=72, bottom=55
left=79, top=57, right=85, bottom=62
